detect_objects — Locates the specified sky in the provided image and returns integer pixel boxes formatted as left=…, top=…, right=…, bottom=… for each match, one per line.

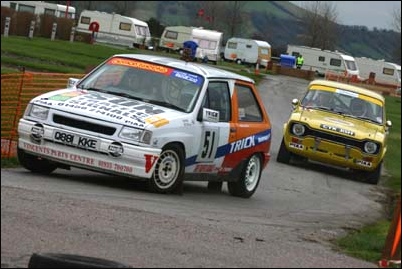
left=290, top=1, right=401, bottom=31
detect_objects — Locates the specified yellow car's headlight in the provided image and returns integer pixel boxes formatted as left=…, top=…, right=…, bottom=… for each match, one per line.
left=292, top=123, right=306, bottom=136
left=364, top=141, right=378, bottom=154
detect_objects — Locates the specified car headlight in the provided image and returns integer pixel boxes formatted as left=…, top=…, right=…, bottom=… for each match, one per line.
left=364, top=141, right=378, bottom=154
left=119, top=126, right=152, bottom=144
left=292, top=123, right=305, bottom=136
left=29, top=105, right=49, bottom=120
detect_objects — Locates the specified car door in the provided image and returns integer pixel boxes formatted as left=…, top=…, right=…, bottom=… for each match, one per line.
left=194, top=80, right=232, bottom=173
left=220, top=81, right=271, bottom=170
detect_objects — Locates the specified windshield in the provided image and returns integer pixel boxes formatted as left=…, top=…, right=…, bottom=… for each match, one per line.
left=77, top=57, right=204, bottom=112
left=301, top=87, right=384, bottom=124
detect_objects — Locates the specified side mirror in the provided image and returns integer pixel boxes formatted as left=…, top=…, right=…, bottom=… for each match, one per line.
left=67, top=78, right=80, bottom=88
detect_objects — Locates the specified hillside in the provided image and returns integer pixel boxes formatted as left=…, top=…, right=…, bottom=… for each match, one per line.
left=64, top=1, right=402, bottom=63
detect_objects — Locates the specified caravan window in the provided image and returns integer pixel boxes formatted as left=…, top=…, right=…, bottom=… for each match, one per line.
left=345, top=60, right=357, bottom=71
left=135, top=25, right=149, bottom=36
left=330, top=58, right=341, bottom=67
left=319, top=56, right=325, bottom=62
left=18, top=4, right=35, bottom=13
left=44, top=8, right=56, bottom=16
left=165, top=31, right=178, bottom=39
left=260, top=48, right=269, bottom=55
left=197, top=39, right=217, bottom=50
left=80, top=16, right=90, bottom=24
left=227, top=42, right=237, bottom=49
left=246, top=44, right=252, bottom=48
left=120, top=23, right=131, bottom=31
left=383, top=68, right=394, bottom=75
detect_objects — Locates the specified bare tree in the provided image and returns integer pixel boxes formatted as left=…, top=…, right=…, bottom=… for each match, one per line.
left=392, top=6, right=401, bottom=63
left=392, top=6, right=401, bottom=33
left=194, top=1, right=226, bottom=30
left=221, top=1, right=248, bottom=37
left=298, top=1, right=339, bottom=50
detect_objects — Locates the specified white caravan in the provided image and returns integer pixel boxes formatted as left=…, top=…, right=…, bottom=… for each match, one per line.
left=286, top=45, right=359, bottom=77
left=1, top=1, right=76, bottom=19
left=355, top=57, right=401, bottom=87
left=76, top=10, right=152, bottom=49
left=159, top=26, right=223, bottom=64
left=224, top=37, right=271, bottom=67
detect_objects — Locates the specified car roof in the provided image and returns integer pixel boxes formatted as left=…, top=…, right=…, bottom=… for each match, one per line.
left=309, top=79, right=385, bottom=101
left=113, top=54, right=254, bottom=83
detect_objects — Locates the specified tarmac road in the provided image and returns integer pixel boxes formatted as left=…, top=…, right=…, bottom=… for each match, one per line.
left=1, top=74, right=388, bottom=268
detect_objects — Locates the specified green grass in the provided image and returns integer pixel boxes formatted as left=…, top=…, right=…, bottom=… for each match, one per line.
left=335, top=219, right=390, bottom=262
left=1, top=35, right=400, bottom=265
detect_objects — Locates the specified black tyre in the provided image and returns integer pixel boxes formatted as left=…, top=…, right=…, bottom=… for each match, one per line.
left=364, top=161, right=382, bottom=185
left=276, top=138, right=291, bottom=164
left=228, top=154, right=262, bottom=198
left=17, top=147, right=57, bottom=174
left=28, top=253, right=131, bottom=268
left=148, top=144, right=185, bottom=194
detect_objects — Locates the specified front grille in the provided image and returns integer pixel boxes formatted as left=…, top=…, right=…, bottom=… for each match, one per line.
left=289, top=122, right=381, bottom=154
left=53, top=114, right=116, bottom=135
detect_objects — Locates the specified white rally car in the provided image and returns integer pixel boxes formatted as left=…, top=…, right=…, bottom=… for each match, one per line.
left=18, top=54, right=272, bottom=198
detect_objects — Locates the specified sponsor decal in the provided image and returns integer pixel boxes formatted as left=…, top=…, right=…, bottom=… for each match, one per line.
left=48, top=91, right=84, bottom=101
left=145, top=115, right=169, bottom=128
left=22, top=142, right=134, bottom=174
left=108, top=142, right=123, bottom=157
left=108, top=58, right=172, bottom=75
left=144, top=154, right=158, bottom=173
left=289, top=142, right=303, bottom=150
left=194, top=164, right=217, bottom=173
left=54, top=92, right=169, bottom=126
left=320, top=124, right=355, bottom=136
left=108, top=57, right=203, bottom=85
left=356, top=160, right=372, bottom=167
left=335, top=89, right=358, bottom=98
left=229, top=131, right=271, bottom=154
left=171, top=70, right=203, bottom=85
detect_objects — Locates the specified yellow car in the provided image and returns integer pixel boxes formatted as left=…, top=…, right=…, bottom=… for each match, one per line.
left=277, top=79, right=392, bottom=184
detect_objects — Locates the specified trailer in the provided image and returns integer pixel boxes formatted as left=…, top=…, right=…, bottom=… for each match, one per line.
left=355, top=57, right=401, bottom=87
left=159, top=26, right=223, bottom=64
left=224, top=37, right=271, bottom=67
left=76, top=10, right=152, bottom=49
left=1, top=0, right=76, bottom=19
left=286, top=44, right=359, bottom=77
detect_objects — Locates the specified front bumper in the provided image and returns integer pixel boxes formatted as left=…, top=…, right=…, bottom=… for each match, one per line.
left=285, top=135, right=382, bottom=171
left=18, top=119, right=161, bottom=178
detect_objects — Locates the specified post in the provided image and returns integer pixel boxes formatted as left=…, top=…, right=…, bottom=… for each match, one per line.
left=51, top=22, right=57, bottom=41
left=4, top=17, right=10, bottom=37
left=28, top=20, right=35, bottom=39
left=70, top=27, right=75, bottom=43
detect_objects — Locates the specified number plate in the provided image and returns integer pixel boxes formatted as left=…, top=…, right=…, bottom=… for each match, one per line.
left=53, top=130, right=99, bottom=150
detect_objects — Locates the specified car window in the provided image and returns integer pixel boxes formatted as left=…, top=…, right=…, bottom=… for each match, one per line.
left=201, top=81, right=231, bottom=122
left=301, top=88, right=384, bottom=124
left=236, top=84, right=263, bottom=122
left=77, top=58, right=204, bottom=112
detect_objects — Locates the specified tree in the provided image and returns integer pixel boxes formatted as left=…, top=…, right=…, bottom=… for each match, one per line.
left=298, top=1, right=339, bottom=50
left=221, top=1, right=248, bottom=37
left=392, top=6, right=401, bottom=63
